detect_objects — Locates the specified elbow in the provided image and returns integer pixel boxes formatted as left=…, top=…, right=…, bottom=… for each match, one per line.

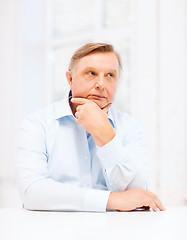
left=21, top=186, right=44, bottom=211
left=22, top=192, right=38, bottom=211
left=108, top=164, right=139, bottom=192
left=126, top=170, right=148, bottom=190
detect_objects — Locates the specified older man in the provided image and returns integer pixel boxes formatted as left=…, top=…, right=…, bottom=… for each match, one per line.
left=17, top=43, right=165, bottom=212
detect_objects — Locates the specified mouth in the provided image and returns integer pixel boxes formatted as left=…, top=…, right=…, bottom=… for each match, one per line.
left=87, top=94, right=106, bottom=100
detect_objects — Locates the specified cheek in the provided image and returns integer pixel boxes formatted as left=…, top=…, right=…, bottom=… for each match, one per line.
left=71, top=80, right=92, bottom=97
left=107, top=84, right=117, bottom=101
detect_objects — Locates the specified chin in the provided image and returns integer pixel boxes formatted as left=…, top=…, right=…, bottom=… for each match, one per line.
left=90, top=100, right=106, bottom=109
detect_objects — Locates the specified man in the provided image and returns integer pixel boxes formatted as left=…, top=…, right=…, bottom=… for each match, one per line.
left=17, top=43, right=165, bottom=212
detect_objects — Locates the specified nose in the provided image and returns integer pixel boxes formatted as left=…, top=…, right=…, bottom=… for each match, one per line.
left=95, top=75, right=105, bottom=90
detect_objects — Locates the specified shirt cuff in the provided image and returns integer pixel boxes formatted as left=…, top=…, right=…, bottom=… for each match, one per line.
left=83, top=189, right=111, bottom=212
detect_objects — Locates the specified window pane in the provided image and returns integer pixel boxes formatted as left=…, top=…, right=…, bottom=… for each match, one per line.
left=112, top=39, right=131, bottom=113
left=104, top=0, right=132, bottom=28
left=52, top=0, right=94, bottom=37
left=53, top=43, right=84, bottom=101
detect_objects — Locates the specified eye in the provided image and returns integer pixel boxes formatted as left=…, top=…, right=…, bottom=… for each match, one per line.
left=88, top=71, right=95, bottom=76
left=107, top=73, right=114, bottom=77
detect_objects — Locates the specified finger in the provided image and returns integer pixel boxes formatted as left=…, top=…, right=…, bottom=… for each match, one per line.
left=154, top=198, right=166, bottom=211
left=71, top=98, right=89, bottom=105
left=149, top=202, right=158, bottom=212
left=143, top=190, right=166, bottom=211
left=102, top=103, right=112, bottom=113
left=145, top=190, right=166, bottom=211
left=76, top=105, right=81, bottom=112
left=75, top=111, right=80, bottom=119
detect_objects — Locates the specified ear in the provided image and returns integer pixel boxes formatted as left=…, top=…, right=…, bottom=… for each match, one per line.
left=66, top=71, right=73, bottom=88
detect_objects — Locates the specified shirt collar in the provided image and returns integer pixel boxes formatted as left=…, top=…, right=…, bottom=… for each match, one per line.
left=54, top=91, right=115, bottom=128
left=54, top=91, right=74, bottom=119
left=107, top=108, right=115, bottom=128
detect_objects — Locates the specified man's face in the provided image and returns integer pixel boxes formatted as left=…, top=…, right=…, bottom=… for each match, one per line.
left=66, top=52, right=120, bottom=109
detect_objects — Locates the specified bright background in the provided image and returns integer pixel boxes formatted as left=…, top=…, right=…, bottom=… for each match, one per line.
left=0, top=0, right=186, bottom=208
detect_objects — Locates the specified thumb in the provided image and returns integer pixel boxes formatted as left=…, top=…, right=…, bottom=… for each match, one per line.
left=102, top=103, right=112, bottom=113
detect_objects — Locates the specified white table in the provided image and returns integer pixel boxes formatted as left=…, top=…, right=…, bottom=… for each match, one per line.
left=0, top=207, right=186, bottom=240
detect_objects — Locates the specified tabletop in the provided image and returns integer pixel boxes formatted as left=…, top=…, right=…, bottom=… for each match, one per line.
left=0, top=206, right=186, bottom=240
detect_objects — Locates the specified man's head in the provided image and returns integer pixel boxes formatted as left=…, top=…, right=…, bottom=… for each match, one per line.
left=68, top=43, right=122, bottom=73
left=66, top=43, right=122, bottom=110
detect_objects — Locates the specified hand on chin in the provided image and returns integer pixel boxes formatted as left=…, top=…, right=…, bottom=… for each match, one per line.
left=86, top=97, right=107, bottom=109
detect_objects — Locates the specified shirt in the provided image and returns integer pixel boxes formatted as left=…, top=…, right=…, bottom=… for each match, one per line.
left=17, top=91, right=149, bottom=212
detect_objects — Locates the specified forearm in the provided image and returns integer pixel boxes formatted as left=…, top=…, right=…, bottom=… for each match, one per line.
left=96, top=134, right=147, bottom=192
left=21, top=178, right=110, bottom=212
left=92, top=124, right=115, bottom=147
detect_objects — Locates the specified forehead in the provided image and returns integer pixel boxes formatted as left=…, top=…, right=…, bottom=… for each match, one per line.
left=73, top=52, right=119, bottom=72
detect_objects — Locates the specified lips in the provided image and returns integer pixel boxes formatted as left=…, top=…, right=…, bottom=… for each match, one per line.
left=87, top=94, right=106, bottom=99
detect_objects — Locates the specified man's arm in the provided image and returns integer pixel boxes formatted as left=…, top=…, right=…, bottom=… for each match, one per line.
left=70, top=98, right=165, bottom=211
left=71, top=97, right=148, bottom=192
left=17, top=113, right=110, bottom=212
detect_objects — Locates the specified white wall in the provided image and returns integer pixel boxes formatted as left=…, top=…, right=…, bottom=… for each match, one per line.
left=158, top=0, right=187, bottom=205
left=0, top=0, right=21, bottom=180
left=21, top=0, right=52, bottom=118
left=0, top=0, right=22, bottom=207
left=132, top=0, right=159, bottom=193
left=132, top=0, right=187, bottom=205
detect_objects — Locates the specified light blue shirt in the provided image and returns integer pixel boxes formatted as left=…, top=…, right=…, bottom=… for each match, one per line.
left=17, top=92, right=149, bottom=212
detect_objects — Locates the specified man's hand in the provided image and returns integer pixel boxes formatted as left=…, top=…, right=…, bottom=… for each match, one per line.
left=71, top=98, right=115, bottom=147
left=107, top=187, right=166, bottom=212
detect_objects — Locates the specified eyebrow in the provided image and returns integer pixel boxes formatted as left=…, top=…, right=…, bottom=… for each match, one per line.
left=83, top=67, right=117, bottom=74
